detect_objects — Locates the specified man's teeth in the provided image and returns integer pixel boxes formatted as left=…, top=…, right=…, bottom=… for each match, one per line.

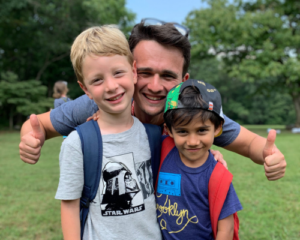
left=146, top=96, right=163, bottom=100
left=109, top=94, right=122, bottom=101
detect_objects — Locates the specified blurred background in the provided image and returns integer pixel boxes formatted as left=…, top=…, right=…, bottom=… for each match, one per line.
left=0, top=0, right=299, bottom=239
left=0, top=0, right=299, bottom=130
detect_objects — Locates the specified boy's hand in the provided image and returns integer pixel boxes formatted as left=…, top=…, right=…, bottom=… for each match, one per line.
left=211, top=149, right=228, bottom=169
left=263, top=129, right=286, bottom=181
left=86, top=110, right=100, bottom=122
left=19, top=114, right=45, bottom=164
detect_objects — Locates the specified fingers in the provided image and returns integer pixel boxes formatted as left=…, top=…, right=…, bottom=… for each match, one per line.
left=264, top=148, right=286, bottom=181
left=210, top=149, right=228, bottom=169
left=86, top=110, right=100, bottom=122
left=19, top=132, right=41, bottom=164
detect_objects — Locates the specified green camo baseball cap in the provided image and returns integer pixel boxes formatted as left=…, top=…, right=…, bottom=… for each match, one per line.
left=164, top=79, right=225, bottom=122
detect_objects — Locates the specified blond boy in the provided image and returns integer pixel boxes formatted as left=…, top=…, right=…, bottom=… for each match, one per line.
left=55, top=26, right=161, bottom=240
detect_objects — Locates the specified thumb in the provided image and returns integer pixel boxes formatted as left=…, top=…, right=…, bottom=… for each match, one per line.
left=263, top=129, right=276, bottom=159
left=30, top=114, right=45, bottom=143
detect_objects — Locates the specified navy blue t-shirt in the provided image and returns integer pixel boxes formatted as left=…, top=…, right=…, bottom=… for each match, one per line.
left=156, top=149, right=242, bottom=240
left=50, top=94, right=240, bottom=147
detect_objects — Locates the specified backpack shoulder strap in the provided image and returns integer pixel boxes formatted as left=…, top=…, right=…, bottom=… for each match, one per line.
left=75, top=120, right=103, bottom=240
left=154, top=136, right=175, bottom=191
left=209, top=162, right=239, bottom=240
left=143, top=123, right=162, bottom=188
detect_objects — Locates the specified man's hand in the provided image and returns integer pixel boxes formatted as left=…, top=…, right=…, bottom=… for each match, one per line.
left=263, top=129, right=286, bottom=181
left=211, top=149, right=228, bottom=169
left=19, top=114, right=45, bottom=164
left=86, top=110, right=100, bottom=122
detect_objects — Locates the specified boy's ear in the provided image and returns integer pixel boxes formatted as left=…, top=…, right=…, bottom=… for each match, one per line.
left=78, top=81, right=93, bottom=100
left=214, top=124, right=223, bottom=137
left=164, top=123, right=174, bottom=138
left=132, top=60, right=137, bottom=84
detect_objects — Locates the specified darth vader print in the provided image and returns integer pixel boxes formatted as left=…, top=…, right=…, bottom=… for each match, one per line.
left=101, top=153, right=145, bottom=216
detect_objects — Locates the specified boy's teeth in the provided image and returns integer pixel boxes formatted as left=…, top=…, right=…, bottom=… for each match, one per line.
left=110, top=94, right=122, bottom=101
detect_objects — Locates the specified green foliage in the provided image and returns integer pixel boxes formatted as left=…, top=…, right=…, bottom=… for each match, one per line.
left=0, top=72, right=53, bottom=128
left=185, top=0, right=300, bottom=126
left=189, top=58, right=296, bottom=125
left=0, top=0, right=135, bottom=128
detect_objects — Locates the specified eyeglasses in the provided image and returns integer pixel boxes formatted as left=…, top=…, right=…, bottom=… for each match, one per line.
left=141, top=18, right=190, bottom=37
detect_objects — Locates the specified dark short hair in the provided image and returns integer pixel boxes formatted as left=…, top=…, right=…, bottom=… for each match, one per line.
left=164, top=86, right=223, bottom=132
left=128, top=22, right=191, bottom=77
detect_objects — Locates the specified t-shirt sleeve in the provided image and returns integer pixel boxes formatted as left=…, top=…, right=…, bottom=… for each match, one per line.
left=218, top=183, right=243, bottom=220
left=50, top=94, right=98, bottom=136
left=55, top=131, right=84, bottom=200
left=213, top=114, right=241, bottom=147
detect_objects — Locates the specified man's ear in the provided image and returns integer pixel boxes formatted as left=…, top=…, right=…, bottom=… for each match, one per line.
left=164, top=123, right=174, bottom=138
left=214, top=124, right=223, bottom=137
left=132, top=60, right=137, bottom=84
left=78, top=81, right=93, bottom=100
left=182, top=73, right=189, bottom=82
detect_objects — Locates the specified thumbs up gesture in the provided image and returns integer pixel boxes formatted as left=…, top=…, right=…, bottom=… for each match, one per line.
left=262, top=129, right=286, bottom=181
left=19, top=114, right=46, bottom=164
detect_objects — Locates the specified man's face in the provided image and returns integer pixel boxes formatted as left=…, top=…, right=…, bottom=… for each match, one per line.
left=132, top=40, right=189, bottom=123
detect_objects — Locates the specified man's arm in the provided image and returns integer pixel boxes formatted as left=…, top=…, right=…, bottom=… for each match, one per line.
left=216, top=214, right=234, bottom=240
left=19, top=113, right=60, bottom=164
left=61, top=199, right=80, bottom=240
left=224, top=126, right=286, bottom=180
left=19, top=94, right=98, bottom=164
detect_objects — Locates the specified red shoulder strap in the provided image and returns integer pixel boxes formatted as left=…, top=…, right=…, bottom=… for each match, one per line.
left=209, top=162, right=239, bottom=240
left=154, top=136, right=175, bottom=192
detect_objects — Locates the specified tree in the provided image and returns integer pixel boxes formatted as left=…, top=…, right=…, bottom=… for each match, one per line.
left=189, top=58, right=295, bottom=125
left=0, top=72, right=53, bottom=129
left=185, top=0, right=300, bottom=126
left=0, top=0, right=135, bottom=128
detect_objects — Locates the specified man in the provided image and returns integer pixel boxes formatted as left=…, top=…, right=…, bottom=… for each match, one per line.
left=19, top=19, right=286, bottom=180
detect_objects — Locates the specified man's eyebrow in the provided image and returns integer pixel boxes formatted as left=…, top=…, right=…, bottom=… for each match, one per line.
left=137, top=67, right=153, bottom=72
left=137, top=68, right=178, bottom=78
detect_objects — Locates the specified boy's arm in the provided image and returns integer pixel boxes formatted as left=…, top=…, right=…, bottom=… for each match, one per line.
left=61, top=199, right=81, bottom=240
left=224, top=127, right=286, bottom=181
left=216, top=214, right=234, bottom=240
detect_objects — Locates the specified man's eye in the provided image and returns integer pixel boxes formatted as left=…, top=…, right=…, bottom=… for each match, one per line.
left=162, top=74, right=175, bottom=79
left=138, top=72, right=151, bottom=76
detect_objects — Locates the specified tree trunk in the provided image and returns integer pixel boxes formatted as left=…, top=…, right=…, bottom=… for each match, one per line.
left=292, top=94, right=300, bottom=127
left=9, top=107, right=14, bottom=130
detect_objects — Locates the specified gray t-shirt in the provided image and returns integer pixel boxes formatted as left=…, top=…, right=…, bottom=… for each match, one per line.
left=50, top=94, right=240, bottom=147
left=55, top=117, right=162, bottom=240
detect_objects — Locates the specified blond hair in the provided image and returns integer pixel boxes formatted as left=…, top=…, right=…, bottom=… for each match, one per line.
left=70, top=25, right=133, bottom=84
left=53, top=81, right=68, bottom=98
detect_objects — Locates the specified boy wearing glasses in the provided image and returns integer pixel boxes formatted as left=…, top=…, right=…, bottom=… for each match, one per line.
left=20, top=19, right=286, bottom=181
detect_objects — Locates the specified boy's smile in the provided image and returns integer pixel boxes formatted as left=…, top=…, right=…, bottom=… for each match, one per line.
left=79, top=54, right=137, bottom=116
left=167, top=118, right=221, bottom=168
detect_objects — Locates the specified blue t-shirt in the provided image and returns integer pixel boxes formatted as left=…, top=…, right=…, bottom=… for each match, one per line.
left=50, top=94, right=240, bottom=147
left=156, top=149, right=242, bottom=240
left=54, top=97, right=72, bottom=109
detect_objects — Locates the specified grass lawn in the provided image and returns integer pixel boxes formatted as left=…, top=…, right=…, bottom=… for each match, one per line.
left=0, top=129, right=299, bottom=239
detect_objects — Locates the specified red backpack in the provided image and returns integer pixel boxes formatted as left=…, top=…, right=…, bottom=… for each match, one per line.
left=155, top=136, right=239, bottom=240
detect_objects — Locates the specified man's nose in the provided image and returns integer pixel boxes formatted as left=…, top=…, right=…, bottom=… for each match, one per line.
left=147, top=74, right=164, bottom=93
